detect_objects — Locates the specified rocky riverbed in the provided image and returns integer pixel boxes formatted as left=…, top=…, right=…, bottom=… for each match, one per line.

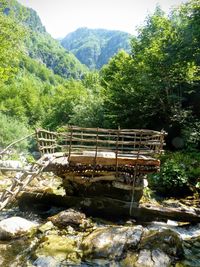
left=0, top=171, right=200, bottom=266
left=0, top=207, right=200, bottom=267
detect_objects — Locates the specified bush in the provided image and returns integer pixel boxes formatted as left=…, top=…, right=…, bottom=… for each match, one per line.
left=148, top=151, right=200, bottom=196
left=0, top=113, right=30, bottom=151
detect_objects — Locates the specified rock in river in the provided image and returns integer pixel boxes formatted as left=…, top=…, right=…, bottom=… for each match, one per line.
left=0, top=216, right=38, bottom=240
left=82, top=225, right=143, bottom=260
left=48, top=209, right=86, bottom=227
left=34, top=234, right=81, bottom=264
left=135, top=249, right=171, bottom=267
left=140, top=228, right=183, bottom=257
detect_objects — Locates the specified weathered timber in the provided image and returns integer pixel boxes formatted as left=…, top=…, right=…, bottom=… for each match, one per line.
left=36, top=127, right=166, bottom=159
left=134, top=203, right=200, bottom=223
left=18, top=192, right=200, bottom=223
left=68, top=155, right=160, bottom=167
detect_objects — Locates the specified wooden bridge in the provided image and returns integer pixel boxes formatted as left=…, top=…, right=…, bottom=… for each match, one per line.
left=1, top=126, right=200, bottom=223
left=0, top=126, right=166, bottom=210
left=36, top=126, right=166, bottom=175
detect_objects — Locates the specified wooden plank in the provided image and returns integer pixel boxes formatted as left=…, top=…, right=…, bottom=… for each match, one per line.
left=57, top=145, right=163, bottom=155
left=63, top=125, right=164, bottom=135
left=69, top=155, right=160, bottom=166
left=36, top=128, right=57, bottom=136
left=134, top=203, right=200, bottom=223
left=60, top=137, right=163, bottom=146
left=40, top=145, right=58, bottom=150
left=112, top=181, right=143, bottom=191
left=59, top=132, right=160, bottom=140
left=37, top=138, right=57, bottom=143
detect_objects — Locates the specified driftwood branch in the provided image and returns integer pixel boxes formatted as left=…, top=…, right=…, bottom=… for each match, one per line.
left=0, top=133, right=35, bottom=157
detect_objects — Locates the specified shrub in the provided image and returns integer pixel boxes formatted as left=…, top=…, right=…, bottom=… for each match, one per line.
left=0, top=113, right=30, bottom=152
left=148, top=151, right=200, bottom=196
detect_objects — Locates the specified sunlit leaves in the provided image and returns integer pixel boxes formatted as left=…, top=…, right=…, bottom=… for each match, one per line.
left=0, top=8, right=24, bottom=83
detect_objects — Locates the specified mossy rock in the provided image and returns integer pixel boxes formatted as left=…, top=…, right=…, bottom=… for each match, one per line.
left=82, top=225, right=143, bottom=260
left=34, top=234, right=81, bottom=263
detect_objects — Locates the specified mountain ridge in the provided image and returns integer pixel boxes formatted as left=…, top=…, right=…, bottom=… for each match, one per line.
left=61, top=27, right=131, bottom=69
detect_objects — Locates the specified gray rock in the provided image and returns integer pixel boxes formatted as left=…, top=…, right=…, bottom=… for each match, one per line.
left=140, top=228, right=183, bottom=257
left=181, top=235, right=200, bottom=267
left=135, top=249, right=171, bottom=267
left=0, top=160, right=22, bottom=169
left=33, top=256, right=60, bottom=267
left=0, top=216, right=38, bottom=240
left=82, top=225, right=143, bottom=259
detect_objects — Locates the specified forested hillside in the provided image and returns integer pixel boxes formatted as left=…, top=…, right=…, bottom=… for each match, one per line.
left=8, top=0, right=87, bottom=79
left=61, top=27, right=131, bottom=69
left=0, top=0, right=200, bottom=194
left=0, top=0, right=91, bottom=143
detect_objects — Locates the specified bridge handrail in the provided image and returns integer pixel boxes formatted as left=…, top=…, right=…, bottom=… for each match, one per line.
left=36, top=126, right=167, bottom=158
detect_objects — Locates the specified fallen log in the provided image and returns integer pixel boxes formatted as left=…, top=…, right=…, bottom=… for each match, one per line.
left=18, top=192, right=200, bottom=223
left=133, top=203, right=200, bottom=223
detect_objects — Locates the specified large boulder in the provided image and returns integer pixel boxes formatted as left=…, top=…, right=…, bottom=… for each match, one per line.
left=82, top=225, right=143, bottom=260
left=0, top=216, right=38, bottom=240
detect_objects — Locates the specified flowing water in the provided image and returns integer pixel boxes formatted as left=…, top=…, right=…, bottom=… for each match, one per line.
left=0, top=173, right=199, bottom=267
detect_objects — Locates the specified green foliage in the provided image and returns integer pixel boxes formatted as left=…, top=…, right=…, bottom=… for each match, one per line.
left=149, top=151, right=200, bottom=196
left=0, top=66, right=57, bottom=126
left=149, top=158, right=188, bottom=195
left=0, top=112, right=30, bottom=150
left=26, top=31, right=88, bottom=79
left=0, top=3, right=25, bottom=83
left=43, top=80, right=88, bottom=129
left=61, top=27, right=131, bottom=69
left=101, top=0, right=200, bottom=149
left=5, top=0, right=87, bottom=79
left=181, top=117, right=200, bottom=149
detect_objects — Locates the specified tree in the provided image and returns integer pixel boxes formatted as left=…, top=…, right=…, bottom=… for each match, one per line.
left=100, top=1, right=200, bottom=149
left=0, top=0, right=25, bottom=83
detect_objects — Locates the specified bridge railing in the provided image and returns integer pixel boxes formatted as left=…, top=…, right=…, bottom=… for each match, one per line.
left=36, top=126, right=166, bottom=159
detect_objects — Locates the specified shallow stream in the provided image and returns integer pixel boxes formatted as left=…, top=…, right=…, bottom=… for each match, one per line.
left=0, top=173, right=199, bottom=266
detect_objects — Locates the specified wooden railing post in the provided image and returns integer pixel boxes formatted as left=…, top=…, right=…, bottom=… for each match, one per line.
left=68, top=126, right=73, bottom=161
left=94, top=127, right=99, bottom=166
left=115, top=126, right=120, bottom=177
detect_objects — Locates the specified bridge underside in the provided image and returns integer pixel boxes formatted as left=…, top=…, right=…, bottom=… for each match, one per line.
left=44, top=152, right=160, bottom=203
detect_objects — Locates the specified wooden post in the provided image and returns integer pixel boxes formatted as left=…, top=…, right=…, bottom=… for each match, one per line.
left=115, top=126, right=120, bottom=177
left=94, top=128, right=99, bottom=166
left=68, top=126, right=73, bottom=162
left=130, top=130, right=143, bottom=215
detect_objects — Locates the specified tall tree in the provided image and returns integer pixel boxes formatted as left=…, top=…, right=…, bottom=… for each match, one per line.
left=0, top=0, right=25, bottom=83
left=101, top=1, right=200, bottom=148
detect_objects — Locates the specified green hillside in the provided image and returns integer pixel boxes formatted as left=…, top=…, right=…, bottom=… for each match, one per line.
left=0, top=0, right=91, bottom=144
left=61, top=27, right=131, bottom=69
left=8, top=0, right=87, bottom=79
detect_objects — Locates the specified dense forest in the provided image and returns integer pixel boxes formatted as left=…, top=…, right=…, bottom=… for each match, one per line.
left=0, top=0, right=200, bottom=196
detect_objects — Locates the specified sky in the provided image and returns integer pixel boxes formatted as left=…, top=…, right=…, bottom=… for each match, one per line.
left=17, top=0, right=187, bottom=39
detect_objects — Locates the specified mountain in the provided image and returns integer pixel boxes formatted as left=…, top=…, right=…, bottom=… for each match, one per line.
left=9, top=0, right=87, bottom=79
left=61, top=27, right=131, bottom=69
